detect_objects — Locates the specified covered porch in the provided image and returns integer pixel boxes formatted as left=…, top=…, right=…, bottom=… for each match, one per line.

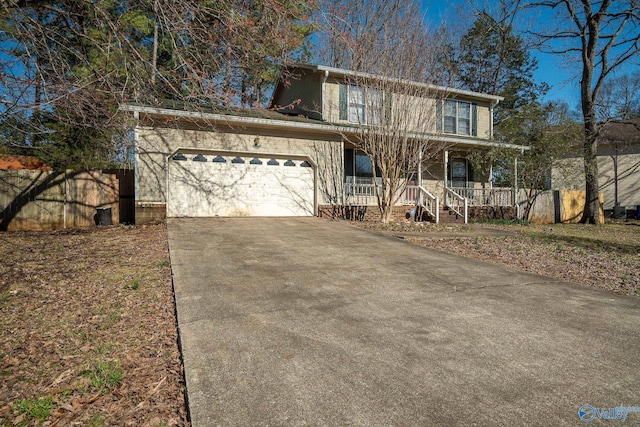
left=341, top=146, right=520, bottom=223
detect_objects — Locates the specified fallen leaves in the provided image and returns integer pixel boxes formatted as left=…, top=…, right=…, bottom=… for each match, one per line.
left=402, top=223, right=640, bottom=295
left=0, top=224, right=190, bottom=426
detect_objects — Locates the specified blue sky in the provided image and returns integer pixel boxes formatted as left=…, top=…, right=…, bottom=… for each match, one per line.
left=420, top=0, right=640, bottom=110
left=422, top=0, right=578, bottom=106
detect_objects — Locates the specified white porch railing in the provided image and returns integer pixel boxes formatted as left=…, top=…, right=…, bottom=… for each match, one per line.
left=402, top=185, right=419, bottom=205
left=445, top=187, right=468, bottom=224
left=448, top=187, right=514, bottom=207
left=344, top=182, right=419, bottom=206
left=416, top=186, right=439, bottom=224
left=344, top=182, right=378, bottom=205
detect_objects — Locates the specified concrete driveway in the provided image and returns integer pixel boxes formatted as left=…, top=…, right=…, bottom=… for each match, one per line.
left=167, top=217, right=640, bottom=426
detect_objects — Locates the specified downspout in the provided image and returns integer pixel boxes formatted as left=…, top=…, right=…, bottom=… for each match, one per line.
left=321, top=70, right=329, bottom=121
left=443, top=149, right=449, bottom=190
left=418, top=149, right=423, bottom=188
left=489, top=99, right=500, bottom=139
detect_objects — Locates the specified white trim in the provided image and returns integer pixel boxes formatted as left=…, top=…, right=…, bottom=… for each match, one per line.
left=300, top=64, right=504, bottom=103
left=133, top=111, right=140, bottom=202
left=122, top=104, right=528, bottom=151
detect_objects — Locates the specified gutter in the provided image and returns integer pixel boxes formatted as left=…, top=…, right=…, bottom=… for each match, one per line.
left=300, top=64, right=505, bottom=103
left=121, top=104, right=527, bottom=151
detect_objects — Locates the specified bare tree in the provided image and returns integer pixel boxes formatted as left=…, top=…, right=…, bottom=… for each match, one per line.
left=596, top=71, right=640, bottom=121
left=524, top=0, right=640, bottom=224
left=318, top=0, right=451, bottom=223
left=0, top=0, right=316, bottom=168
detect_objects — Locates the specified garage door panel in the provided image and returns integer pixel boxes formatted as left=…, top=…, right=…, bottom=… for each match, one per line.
left=168, top=154, right=314, bottom=217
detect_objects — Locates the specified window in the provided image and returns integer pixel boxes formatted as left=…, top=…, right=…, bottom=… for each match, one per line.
left=348, top=85, right=365, bottom=123
left=354, top=151, right=374, bottom=178
left=442, top=100, right=475, bottom=136
left=344, top=148, right=381, bottom=185
left=340, top=84, right=383, bottom=125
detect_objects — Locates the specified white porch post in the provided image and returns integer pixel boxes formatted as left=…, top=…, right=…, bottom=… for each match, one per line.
left=443, top=149, right=449, bottom=190
left=513, top=155, right=519, bottom=208
left=417, top=149, right=423, bottom=188
left=489, top=162, right=494, bottom=189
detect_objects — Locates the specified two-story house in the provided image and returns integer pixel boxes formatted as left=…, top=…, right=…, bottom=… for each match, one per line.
left=124, top=64, right=524, bottom=224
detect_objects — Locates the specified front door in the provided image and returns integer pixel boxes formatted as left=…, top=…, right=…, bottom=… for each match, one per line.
left=448, top=158, right=471, bottom=188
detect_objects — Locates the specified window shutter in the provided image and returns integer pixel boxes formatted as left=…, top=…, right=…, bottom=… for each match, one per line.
left=339, top=84, right=347, bottom=120
left=472, top=103, right=478, bottom=136
left=384, top=92, right=392, bottom=123
left=436, top=100, right=443, bottom=132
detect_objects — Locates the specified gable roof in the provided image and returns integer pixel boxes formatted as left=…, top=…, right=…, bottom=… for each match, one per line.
left=272, top=63, right=504, bottom=106
left=598, top=118, right=640, bottom=144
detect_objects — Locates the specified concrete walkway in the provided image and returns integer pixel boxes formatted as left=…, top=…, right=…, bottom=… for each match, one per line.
left=168, top=217, right=640, bottom=426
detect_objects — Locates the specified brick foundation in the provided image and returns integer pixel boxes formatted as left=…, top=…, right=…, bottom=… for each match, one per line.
left=319, top=204, right=518, bottom=223
left=132, top=203, right=516, bottom=224
left=468, top=205, right=517, bottom=221
left=135, top=203, right=167, bottom=225
left=318, top=204, right=417, bottom=223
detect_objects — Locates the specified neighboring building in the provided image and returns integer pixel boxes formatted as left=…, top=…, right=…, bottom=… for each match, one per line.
left=123, top=64, right=524, bottom=224
left=0, top=154, right=52, bottom=171
left=552, top=118, right=640, bottom=218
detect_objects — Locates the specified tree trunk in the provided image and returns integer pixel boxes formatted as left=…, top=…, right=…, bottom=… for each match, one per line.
left=581, top=136, right=600, bottom=224
left=578, top=18, right=600, bottom=225
left=580, top=102, right=600, bottom=224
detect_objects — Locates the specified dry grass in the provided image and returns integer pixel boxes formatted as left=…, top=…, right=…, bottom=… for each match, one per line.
left=354, top=220, right=640, bottom=295
left=0, top=224, right=189, bottom=426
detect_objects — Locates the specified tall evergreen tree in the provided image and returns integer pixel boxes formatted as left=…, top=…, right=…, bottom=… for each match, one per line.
left=0, top=0, right=317, bottom=169
left=456, top=10, right=548, bottom=123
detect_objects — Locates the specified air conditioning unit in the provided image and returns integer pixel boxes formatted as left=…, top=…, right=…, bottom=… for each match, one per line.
left=612, top=205, right=626, bottom=219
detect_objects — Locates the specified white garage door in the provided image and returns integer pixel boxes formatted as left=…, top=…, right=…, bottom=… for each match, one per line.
left=167, top=152, right=315, bottom=217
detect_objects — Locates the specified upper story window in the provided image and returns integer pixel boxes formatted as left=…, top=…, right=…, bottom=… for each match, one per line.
left=340, top=84, right=383, bottom=125
left=439, top=100, right=477, bottom=136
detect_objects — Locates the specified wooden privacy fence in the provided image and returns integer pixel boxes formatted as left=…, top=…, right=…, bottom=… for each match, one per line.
left=0, top=169, right=134, bottom=231
left=518, top=189, right=604, bottom=225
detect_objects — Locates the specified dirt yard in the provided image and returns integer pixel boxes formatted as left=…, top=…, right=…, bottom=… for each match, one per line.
left=355, top=220, right=640, bottom=296
left=0, top=224, right=189, bottom=426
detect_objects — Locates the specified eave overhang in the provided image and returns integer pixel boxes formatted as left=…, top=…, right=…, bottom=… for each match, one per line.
left=120, top=104, right=527, bottom=151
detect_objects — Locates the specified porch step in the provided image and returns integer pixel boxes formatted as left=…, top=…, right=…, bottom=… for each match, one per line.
left=412, top=206, right=465, bottom=224
left=438, top=207, right=465, bottom=224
